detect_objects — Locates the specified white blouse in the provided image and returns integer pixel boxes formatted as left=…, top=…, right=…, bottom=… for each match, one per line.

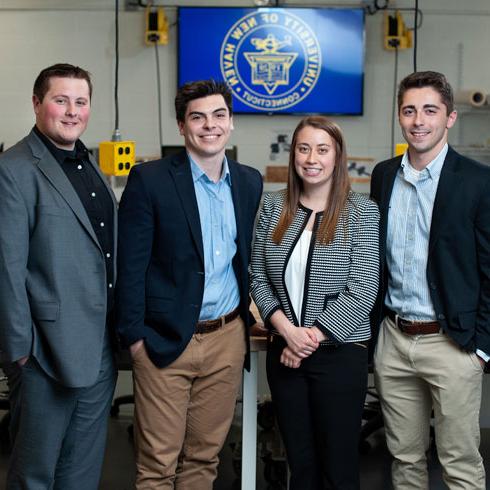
left=284, top=229, right=312, bottom=322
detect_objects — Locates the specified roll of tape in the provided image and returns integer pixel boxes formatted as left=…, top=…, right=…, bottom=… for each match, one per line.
left=454, top=89, right=486, bottom=107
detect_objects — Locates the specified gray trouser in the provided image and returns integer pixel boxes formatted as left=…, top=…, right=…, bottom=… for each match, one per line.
left=5, top=339, right=116, bottom=490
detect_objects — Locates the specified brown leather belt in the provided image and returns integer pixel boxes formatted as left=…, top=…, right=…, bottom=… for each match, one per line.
left=195, top=307, right=240, bottom=334
left=386, top=308, right=440, bottom=335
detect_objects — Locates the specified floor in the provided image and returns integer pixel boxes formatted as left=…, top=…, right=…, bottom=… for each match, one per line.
left=0, top=406, right=489, bottom=489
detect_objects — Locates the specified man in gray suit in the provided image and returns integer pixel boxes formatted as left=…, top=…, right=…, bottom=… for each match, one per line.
left=0, top=63, right=117, bottom=489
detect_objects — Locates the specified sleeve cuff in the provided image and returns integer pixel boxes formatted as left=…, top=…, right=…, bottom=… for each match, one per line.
left=313, top=320, right=341, bottom=345
left=476, top=349, right=489, bottom=363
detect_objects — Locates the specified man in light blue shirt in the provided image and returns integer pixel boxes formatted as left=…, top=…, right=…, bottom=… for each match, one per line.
left=371, top=71, right=489, bottom=489
left=190, top=155, right=240, bottom=321
left=116, top=80, right=263, bottom=489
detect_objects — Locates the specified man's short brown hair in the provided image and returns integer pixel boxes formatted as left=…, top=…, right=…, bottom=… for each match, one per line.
left=398, top=71, right=454, bottom=115
left=33, top=63, right=93, bottom=102
left=175, top=80, right=232, bottom=123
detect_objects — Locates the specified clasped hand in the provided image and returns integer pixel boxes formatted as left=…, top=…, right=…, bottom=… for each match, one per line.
left=283, top=325, right=319, bottom=358
left=280, top=325, right=327, bottom=368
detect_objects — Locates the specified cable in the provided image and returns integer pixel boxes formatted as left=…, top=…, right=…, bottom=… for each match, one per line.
left=153, top=42, right=164, bottom=157
left=113, top=0, right=120, bottom=139
left=413, top=0, right=419, bottom=72
left=390, top=42, right=399, bottom=158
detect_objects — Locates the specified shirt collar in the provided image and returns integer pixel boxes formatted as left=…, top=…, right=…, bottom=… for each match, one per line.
left=33, top=125, right=88, bottom=165
left=189, top=153, right=231, bottom=186
left=400, top=143, right=448, bottom=180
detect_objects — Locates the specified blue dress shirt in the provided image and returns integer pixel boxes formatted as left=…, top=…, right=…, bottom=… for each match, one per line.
left=189, top=155, right=240, bottom=321
left=385, top=144, right=447, bottom=321
left=385, top=144, right=488, bottom=361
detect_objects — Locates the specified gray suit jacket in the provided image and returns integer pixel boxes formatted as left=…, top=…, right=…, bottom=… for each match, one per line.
left=0, top=130, right=117, bottom=388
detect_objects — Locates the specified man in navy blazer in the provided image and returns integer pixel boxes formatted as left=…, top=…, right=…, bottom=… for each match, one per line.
left=371, top=71, right=489, bottom=489
left=116, top=79, right=263, bottom=489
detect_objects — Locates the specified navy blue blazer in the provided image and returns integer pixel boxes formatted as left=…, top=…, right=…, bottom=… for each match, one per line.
left=370, top=146, right=490, bottom=354
left=116, top=151, right=263, bottom=370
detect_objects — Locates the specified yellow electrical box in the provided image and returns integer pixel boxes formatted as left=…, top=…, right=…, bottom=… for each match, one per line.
left=145, top=7, right=168, bottom=45
left=395, top=143, right=409, bottom=156
left=384, top=11, right=413, bottom=51
left=99, top=141, right=136, bottom=176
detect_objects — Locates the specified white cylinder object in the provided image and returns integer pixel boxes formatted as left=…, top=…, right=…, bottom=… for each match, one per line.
left=454, top=89, right=486, bottom=107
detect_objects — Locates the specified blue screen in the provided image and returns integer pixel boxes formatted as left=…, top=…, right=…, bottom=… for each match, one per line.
left=178, top=7, right=364, bottom=115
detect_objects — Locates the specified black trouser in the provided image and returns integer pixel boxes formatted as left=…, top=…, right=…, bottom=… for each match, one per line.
left=266, top=336, right=368, bottom=490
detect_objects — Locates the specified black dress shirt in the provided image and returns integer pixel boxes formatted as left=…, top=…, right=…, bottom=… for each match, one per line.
left=33, top=126, right=115, bottom=313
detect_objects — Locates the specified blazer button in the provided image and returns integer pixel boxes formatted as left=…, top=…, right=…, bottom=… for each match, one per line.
left=429, top=282, right=437, bottom=289
left=437, top=313, right=445, bottom=320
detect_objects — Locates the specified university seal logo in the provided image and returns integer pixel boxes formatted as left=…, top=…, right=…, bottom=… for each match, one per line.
left=220, top=10, right=322, bottom=112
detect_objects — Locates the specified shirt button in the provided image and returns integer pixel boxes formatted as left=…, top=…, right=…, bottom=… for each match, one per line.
left=215, top=250, right=221, bottom=256
left=437, top=313, right=445, bottom=320
left=77, top=164, right=82, bottom=170
left=91, top=192, right=96, bottom=198
left=100, top=222, right=105, bottom=227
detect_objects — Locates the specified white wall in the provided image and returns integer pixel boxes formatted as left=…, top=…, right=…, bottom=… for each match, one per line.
left=1, top=0, right=490, bottom=425
left=1, top=0, right=490, bottom=167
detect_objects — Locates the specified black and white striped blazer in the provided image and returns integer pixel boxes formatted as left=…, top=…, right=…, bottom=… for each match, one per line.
left=250, top=190, right=380, bottom=344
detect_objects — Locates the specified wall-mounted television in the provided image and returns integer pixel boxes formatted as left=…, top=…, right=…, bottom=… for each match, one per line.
left=178, top=7, right=365, bottom=115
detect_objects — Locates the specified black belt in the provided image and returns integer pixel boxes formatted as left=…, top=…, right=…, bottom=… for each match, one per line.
left=386, top=308, right=440, bottom=335
left=195, top=307, right=240, bottom=334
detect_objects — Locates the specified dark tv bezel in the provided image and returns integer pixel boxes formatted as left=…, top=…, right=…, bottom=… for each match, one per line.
left=177, top=6, right=365, bottom=117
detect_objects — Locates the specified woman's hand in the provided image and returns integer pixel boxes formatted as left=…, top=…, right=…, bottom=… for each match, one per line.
left=283, top=325, right=319, bottom=358
left=280, top=346, right=302, bottom=368
left=270, top=310, right=319, bottom=357
left=310, top=326, right=328, bottom=343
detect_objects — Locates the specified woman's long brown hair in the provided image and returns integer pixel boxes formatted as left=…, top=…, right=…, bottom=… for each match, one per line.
left=272, top=116, right=351, bottom=245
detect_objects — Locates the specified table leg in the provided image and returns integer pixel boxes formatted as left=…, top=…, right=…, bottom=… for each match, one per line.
left=241, top=351, right=258, bottom=490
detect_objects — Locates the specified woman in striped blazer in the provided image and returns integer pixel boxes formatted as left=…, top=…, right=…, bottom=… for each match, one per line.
left=250, top=116, right=379, bottom=490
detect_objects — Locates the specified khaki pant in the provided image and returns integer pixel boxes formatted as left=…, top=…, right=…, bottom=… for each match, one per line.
left=374, top=316, right=485, bottom=490
left=132, top=317, right=246, bottom=490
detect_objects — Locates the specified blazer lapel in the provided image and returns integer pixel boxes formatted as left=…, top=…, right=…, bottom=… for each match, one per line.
left=429, top=148, right=459, bottom=254
left=379, top=158, right=400, bottom=248
left=28, top=131, right=102, bottom=251
left=229, top=159, right=248, bottom=263
left=169, top=152, right=204, bottom=265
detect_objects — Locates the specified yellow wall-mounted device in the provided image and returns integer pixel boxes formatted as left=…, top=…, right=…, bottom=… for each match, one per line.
left=384, top=11, right=413, bottom=50
left=145, top=7, right=168, bottom=45
left=99, top=141, right=135, bottom=176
